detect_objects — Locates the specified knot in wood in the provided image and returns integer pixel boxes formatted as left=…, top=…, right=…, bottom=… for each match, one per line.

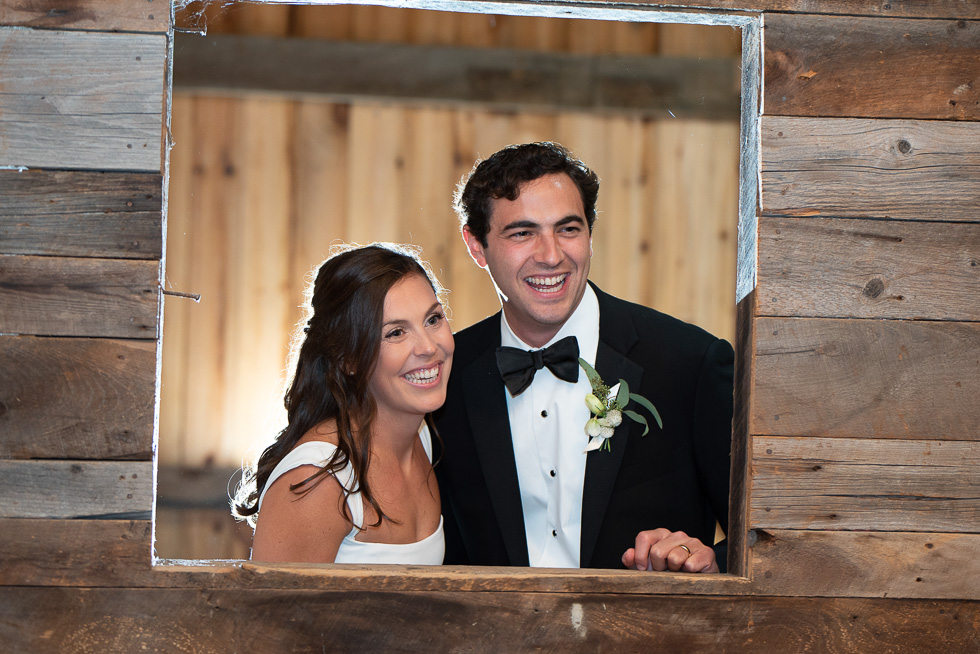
left=863, top=277, right=885, bottom=298
left=897, top=139, right=912, bottom=154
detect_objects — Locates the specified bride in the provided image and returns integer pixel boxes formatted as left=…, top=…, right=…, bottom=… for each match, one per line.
left=234, top=243, right=453, bottom=564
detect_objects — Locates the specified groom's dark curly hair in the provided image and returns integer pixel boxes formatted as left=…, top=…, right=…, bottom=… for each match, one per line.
left=454, top=141, right=600, bottom=247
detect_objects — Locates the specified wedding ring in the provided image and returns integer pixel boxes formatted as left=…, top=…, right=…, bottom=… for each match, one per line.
left=678, top=545, right=692, bottom=556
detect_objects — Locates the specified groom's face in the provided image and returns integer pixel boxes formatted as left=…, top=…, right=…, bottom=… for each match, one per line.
left=463, top=173, right=593, bottom=348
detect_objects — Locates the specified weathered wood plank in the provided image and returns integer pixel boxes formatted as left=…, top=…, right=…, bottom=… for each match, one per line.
left=7, top=519, right=979, bottom=601
left=1, top=587, right=978, bottom=652
left=0, top=336, right=154, bottom=460
left=765, top=14, right=980, bottom=120
left=761, top=116, right=980, bottom=221
left=751, top=436, right=980, bottom=533
left=0, top=255, right=158, bottom=338
left=727, top=291, right=756, bottom=577
left=615, top=0, right=980, bottom=18
left=2, top=518, right=743, bottom=594
left=161, top=561, right=752, bottom=595
left=750, top=529, right=980, bottom=599
left=751, top=317, right=980, bottom=440
left=737, top=20, right=761, bottom=303
left=239, top=0, right=979, bottom=21
left=672, top=0, right=978, bottom=18
left=3, top=516, right=749, bottom=592
left=0, top=460, right=152, bottom=519
left=0, top=170, right=162, bottom=259
left=0, top=0, right=167, bottom=32
left=155, top=506, right=253, bottom=561
left=0, top=29, right=164, bottom=172
left=757, top=216, right=980, bottom=321
left=0, top=519, right=151, bottom=587
left=172, top=33, right=740, bottom=120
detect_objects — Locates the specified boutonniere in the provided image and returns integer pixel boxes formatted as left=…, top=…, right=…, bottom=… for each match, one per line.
left=579, top=358, right=662, bottom=452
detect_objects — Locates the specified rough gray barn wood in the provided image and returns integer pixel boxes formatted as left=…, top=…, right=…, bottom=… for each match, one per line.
left=751, top=436, right=980, bottom=531
left=0, top=0, right=978, bottom=650
left=0, top=0, right=168, bottom=32
left=750, top=529, right=980, bottom=599
left=0, top=29, right=165, bottom=171
left=0, top=587, right=977, bottom=651
left=760, top=116, right=980, bottom=221
left=764, top=14, right=980, bottom=120
left=758, top=216, right=980, bottom=321
left=0, top=460, right=153, bottom=519
left=0, top=256, right=158, bottom=338
left=751, top=318, right=980, bottom=439
left=0, top=337, right=155, bottom=459
left=0, top=170, right=164, bottom=259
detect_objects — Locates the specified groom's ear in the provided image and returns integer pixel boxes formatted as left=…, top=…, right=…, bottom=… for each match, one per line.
left=462, top=226, right=488, bottom=269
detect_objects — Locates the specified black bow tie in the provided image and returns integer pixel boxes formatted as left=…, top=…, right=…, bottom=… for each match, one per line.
left=495, top=335, right=580, bottom=396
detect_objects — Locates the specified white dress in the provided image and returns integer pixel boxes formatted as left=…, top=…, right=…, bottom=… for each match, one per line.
left=257, top=423, right=444, bottom=565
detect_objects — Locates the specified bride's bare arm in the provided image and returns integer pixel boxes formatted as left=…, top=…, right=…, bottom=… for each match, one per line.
left=250, top=464, right=348, bottom=563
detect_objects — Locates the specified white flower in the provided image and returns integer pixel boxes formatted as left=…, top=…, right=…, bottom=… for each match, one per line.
left=577, top=357, right=661, bottom=453
left=584, top=393, right=605, bottom=415
left=584, top=435, right=608, bottom=452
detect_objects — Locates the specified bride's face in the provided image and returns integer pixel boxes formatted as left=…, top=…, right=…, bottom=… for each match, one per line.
left=367, top=273, right=454, bottom=420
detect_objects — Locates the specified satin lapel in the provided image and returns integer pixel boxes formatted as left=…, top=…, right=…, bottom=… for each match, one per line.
left=461, top=346, right=530, bottom=566
left=580, top=287, right=642, bottom=567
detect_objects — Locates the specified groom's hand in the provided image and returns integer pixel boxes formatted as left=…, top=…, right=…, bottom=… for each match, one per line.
left=622, top=528, right=719, bottom=573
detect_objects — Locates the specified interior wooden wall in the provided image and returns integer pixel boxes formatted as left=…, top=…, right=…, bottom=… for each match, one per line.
left=0, top=0, right=978, bottom=651
left=157, top=5, right=741, bottom=559
left=160, top=2, right=739, bottom=479
left=162, top=100, right=739, bottom=468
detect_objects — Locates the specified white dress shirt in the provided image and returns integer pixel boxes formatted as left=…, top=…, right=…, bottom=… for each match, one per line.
left=500, top=285, right=600, bottom=568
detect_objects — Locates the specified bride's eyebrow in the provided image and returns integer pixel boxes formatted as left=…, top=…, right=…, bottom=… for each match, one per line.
left=382, top=302, right=442, bottom=328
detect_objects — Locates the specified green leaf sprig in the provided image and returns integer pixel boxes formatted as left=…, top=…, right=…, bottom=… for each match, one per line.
left=579, top=357, right=663, bottom=452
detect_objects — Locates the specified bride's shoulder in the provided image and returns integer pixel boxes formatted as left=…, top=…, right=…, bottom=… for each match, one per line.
left=295, top=419, right=341, bottom=448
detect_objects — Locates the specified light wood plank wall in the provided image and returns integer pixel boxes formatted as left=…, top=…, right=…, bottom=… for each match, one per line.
left=161, top=5, right=741, bottom=472
left=0, top=0, right=978, bottom=651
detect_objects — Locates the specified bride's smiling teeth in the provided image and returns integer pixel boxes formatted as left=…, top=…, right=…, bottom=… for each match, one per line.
left=404, top=365, right=440, bottom=385
left=525, top=274, right=567, bottom=293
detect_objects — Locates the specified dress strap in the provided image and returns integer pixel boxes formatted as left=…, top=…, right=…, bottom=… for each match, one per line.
left=257, top=421, right=432, bottom=528
left=257, top=440, right=362, bottom=530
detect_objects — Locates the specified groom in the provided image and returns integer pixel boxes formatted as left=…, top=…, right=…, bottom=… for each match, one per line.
left=433, top=142, right=734, bottom=572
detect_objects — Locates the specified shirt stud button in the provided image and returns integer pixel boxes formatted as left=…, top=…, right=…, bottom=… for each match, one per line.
left=552, top=530, right=558, bottom=537
left=550, top=469, right=556, bottom=477
left=541, top=410, right=548, bottom=418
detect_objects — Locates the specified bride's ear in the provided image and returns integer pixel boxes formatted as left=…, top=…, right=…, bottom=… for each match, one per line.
left=343, top=356, right=359, bottom=377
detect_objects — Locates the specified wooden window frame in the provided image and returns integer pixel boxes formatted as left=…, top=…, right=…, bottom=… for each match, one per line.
left=154, top=0, right=762, bottom=595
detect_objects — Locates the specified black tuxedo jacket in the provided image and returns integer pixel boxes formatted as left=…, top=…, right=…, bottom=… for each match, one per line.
left=432, top=283, right=734, bottom=569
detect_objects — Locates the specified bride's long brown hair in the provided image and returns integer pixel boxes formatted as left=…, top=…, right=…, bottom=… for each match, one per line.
left=233, top=242, right=444, bottom=528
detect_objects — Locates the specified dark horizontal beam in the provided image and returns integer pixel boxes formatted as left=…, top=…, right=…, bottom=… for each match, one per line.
left=173, top=33, right=740, bottom=120
left=157, top=465, right=242, bottom=509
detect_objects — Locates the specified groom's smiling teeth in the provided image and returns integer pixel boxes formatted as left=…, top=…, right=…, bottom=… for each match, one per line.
left=404, top=365, right=440, bottom=386
left=525, top=274, right=567, bottom=293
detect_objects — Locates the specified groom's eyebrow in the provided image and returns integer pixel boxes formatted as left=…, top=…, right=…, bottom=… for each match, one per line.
left=555, top=215, right=585, bottom=227
left=500, top=215, right=584, bottom=231
left=500, top=219, right=540, bottom=231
